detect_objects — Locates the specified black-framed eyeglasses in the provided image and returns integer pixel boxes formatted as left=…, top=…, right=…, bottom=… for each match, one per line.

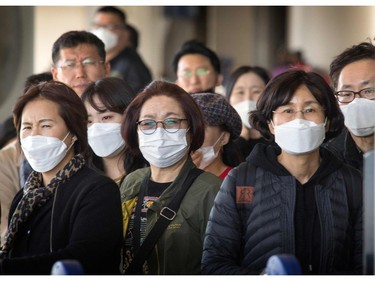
left=335, top=87, right=375, bottom=103
left=136, top=118, right=188, bottom=135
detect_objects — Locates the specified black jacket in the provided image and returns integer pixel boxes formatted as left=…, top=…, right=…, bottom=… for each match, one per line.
left=202, top=143, right=363, bottom=274
left=1, top=166, right=123, bottom=275
left=110, top=47, right=152, bottom=93
left=324, top=127, right=363, bottom=172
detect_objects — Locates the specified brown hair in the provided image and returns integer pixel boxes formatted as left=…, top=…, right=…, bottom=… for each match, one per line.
left=121, top=80, right=205, bottom=156
left=13, top=80, right=89, bottom=155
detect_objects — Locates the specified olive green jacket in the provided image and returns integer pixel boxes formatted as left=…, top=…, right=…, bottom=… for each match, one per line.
left=120, top=157, right=222, bottom=274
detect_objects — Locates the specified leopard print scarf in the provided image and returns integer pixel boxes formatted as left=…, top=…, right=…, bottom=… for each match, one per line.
left=0, top=154, right=85, bottom=257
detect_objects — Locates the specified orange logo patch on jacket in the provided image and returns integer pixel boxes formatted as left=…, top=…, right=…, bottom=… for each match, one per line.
left=236, top=186, right=254, bottom=204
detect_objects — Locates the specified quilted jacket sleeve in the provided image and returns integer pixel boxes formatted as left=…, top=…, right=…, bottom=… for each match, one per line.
left=201, top=168, right=259, bottom=274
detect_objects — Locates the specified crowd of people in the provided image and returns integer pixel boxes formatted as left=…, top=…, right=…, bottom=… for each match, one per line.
left=0, top=5, right=373, bottom=276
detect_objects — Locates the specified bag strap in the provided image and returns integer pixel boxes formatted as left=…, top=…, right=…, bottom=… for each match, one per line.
left=127, top=167, right=203, bottom=274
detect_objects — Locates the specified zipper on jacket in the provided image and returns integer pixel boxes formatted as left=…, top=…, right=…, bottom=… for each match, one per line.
left=155, top=243, right=160, bottom=274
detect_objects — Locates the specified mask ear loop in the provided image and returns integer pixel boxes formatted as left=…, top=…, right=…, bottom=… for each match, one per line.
left=63, top=132, right=77, bottom=152
left=212, top=131, right=226, bottom=155
left=62, top=131, right=70, bottom=142
left=270, top=119, right=276, bottom=128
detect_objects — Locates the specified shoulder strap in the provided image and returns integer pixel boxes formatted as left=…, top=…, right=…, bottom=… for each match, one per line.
left=127, top=167, right=203, bottom=274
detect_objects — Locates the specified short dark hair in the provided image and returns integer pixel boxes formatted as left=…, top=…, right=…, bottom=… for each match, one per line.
left=121, top=80, right=205, bottom=156
left=96, top=6, right=127, bottom=25
left=329, top=40, right=375, bottom=90
left=225, top=65, right=270, bottom=100
left=24, top=71, right=53, bottom=94
left=250, top=70, right=344, bottom=141
left=52, top=30, right=106, bottom=65
left=172, top=40, right=221, bottom=74
left=13, top=81, right=89, bottom=155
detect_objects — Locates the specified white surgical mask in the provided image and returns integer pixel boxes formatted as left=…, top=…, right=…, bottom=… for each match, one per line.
left=196, top=132, right=224, bottom=169
left=91, top=28, right=118, bottom=52
left=232, top=100, right=257, bottom=129
left=88, top=123, right=125, bottom=157
left=138, top=128, right=189, bottom=168
left=272, top=118, right=326, bottom=155
left=21, top=132, right=74, bottom=173
left=340, top=98, right=375, bottom=137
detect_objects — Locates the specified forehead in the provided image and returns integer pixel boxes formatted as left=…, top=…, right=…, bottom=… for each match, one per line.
left=338, top=59, right=375, bottom=89
left=235, top=72, right=266, bottom=87
left=140, top=95, right=184, bottom=118
left=94, top=12, right=122, bottom=25
left=85, top=95, right=106, bottom=110
left=22, top=98, right=60, bottom=120
left=177, top=54, right=213, bottom=70
left=57, top=44, right=100, bottom=61
left=279, top=85, right=319, bottom=106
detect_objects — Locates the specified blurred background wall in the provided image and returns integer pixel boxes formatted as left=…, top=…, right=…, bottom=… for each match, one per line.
left=0, top=5, right=374, bottom=121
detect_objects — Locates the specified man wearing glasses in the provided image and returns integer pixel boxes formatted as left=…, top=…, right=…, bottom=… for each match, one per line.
left=172, top=40, right=223, bottom=94
left=327, top=40, right=375, bottom=172
left=51, top=30, right=110, bottom=97
left=1, top=30, right=109, bottom=244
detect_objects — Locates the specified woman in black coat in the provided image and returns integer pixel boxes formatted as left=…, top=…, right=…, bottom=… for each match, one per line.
left=0, top=81, right=123, bottom=274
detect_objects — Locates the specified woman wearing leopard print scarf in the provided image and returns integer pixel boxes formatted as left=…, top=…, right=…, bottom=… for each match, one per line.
left=0, top=81, right=123, bottom=274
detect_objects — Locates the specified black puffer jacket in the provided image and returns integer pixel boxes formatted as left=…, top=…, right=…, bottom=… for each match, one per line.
left=202, top=143, right=362, bottom=274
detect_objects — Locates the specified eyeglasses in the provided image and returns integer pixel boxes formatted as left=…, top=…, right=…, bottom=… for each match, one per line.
left=178, top=68, right=211, bottom=79
left=272, top=106, right=325, bottom=121
left=136, top=118, right=188, bottom=135
left=56, top=58, right=104, bottom=73
left=335, top=87, right=375, bottom=103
